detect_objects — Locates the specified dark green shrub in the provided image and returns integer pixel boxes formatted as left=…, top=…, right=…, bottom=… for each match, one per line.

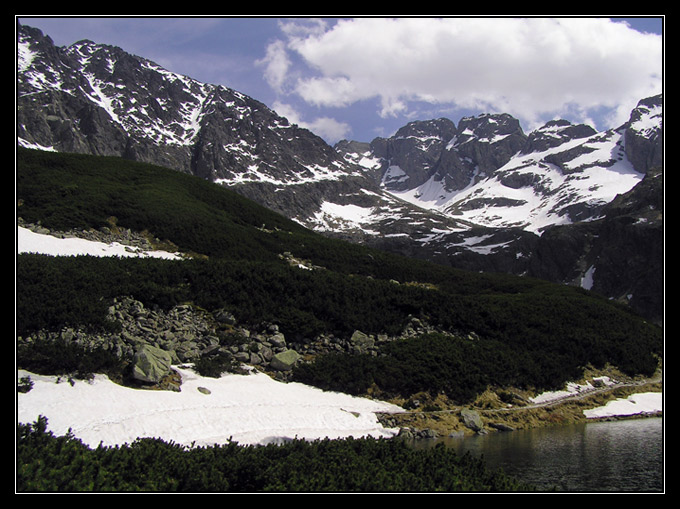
left=17, top=417, right=534, bottom=492
left=17, top=338, right=128, bottom=382
left=193, top=351, right=245, bottom=378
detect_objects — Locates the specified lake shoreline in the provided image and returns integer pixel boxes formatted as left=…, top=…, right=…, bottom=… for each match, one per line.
left=378, top=376, right=663, bottom=439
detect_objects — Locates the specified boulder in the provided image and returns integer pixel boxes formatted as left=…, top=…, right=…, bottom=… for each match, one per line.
left=488, top=422, right=515, bottom=432
left=460, top=408, right=484, bottom=433
left=214, top=309, right=236, bottom=325
left=131, top=344, right=173, bottom=383
left=349, top=330, right=374, bottom=353
left=268, top=332, right=287, bottom=349
left=270, top=349, right=301, bottom=371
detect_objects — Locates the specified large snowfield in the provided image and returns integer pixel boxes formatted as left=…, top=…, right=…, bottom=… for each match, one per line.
left=16, top=226, right=661, bottom=448
left=17, top=367, right=403, bottom=448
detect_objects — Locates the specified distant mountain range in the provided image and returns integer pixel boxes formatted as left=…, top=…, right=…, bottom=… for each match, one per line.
left=16, top=22, right=663, bottom=323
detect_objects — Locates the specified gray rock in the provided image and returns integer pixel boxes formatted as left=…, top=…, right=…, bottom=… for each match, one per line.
left=270, top=349, right=301, bottom=371
left=349, top=330, right=374, bottom=353
left=419, top=428, right=439, bottom=439
left=259, top=344, right=274, bottom=362
left=233, top=352, right=251, bottom=363
left=460, top=408, right=484, bottom=433
left=488, top=422, right=515, bottom=432
left=214, top=309, right=236, bottom=325
left=131, top=344, right=173, bottom=383
left=268, top=332, right=287, bottom=348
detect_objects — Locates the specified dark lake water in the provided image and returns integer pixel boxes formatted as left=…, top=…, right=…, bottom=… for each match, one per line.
left=414, top=417, right=664, bottom=492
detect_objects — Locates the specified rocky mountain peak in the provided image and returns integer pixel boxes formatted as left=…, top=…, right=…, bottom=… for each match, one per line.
left=521, top=119, right=597, bottom=154
left=456, top=112, right=524, bottom=139
left=624, top=94, right=663, bottom=174
left=393, top=117, right=457, bottom=140
left=17, top=23, right=362, bottom=190
left=367, top=118, right=457, bottom=191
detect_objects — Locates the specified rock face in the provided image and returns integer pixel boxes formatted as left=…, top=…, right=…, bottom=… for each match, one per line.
left=624, top=95, right=664, bottom=175
left=369, top=118, right=459, bottom=191
left=17, top=23, right=371, bottom=222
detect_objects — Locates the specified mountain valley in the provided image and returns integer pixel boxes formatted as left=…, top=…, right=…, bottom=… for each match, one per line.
left=15, top=21, right=664, bottom=491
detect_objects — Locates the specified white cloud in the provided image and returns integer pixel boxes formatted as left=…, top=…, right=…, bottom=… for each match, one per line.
left=272, top=101, right=352, bottom=143
left=257, top=39, right=291, bottom=93
left=269, top=17, right=662, bottom=131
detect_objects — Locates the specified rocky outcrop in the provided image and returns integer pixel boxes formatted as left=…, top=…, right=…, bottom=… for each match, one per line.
left=349, top=330, right=375, bottom=354
left=17, top=283, right=454, bottom=390
left=521, top=119, right=597, bottom=154
left=367, top=115, right=527, bottom=194
left=624, top=95, right=663, bottom=175
left=369, top=118, right=458, bottom=191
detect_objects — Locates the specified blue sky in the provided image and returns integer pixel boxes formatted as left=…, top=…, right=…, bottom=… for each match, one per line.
left=17, top=16, right=663, bottom=145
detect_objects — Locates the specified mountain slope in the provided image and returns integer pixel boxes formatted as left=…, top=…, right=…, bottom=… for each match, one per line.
left=339, top=95, right=661, bottom=229
left=530, top=167, right=663, bottom=323
left=17, top=149, right=662, bottom=400
left=335, top=98, right=663, bottom=322
left=16, top=23, right=663, bottom=322
left=16, top=22, right=662, bottom=237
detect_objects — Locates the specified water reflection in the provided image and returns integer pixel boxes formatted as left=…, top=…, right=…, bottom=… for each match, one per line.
left=413, top=418, right=663, bottom=492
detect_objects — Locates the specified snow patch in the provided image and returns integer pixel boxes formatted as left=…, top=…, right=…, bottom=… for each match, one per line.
left=581, top=265, right=596, bottom=290
left=17, top=226, right=182, bottom=260
left=530, top=378, right=662, bottom=419
left=17, top=367, right=402, bottom=448
left=583, top=392, right=662, bottom=419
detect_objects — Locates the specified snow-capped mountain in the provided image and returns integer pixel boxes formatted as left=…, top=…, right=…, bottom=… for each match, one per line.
left=337, top=101, right=661, bottom=234
left=17, top=23, right=458, bottom=237
left=17, top=23, right=357, bottom=186
left=16, top=23, right=663, bottom=322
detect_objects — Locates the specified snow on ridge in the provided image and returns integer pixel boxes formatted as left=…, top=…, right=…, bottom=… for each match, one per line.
left=630, top=103, right=663, bottom=137
left=384, top=126, right=645, bottom=234
left=215, top=160, right=357, bottom=187
left=17, top=38, right=65, bottom=94
left=17, top=38, right=36, bottom=73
